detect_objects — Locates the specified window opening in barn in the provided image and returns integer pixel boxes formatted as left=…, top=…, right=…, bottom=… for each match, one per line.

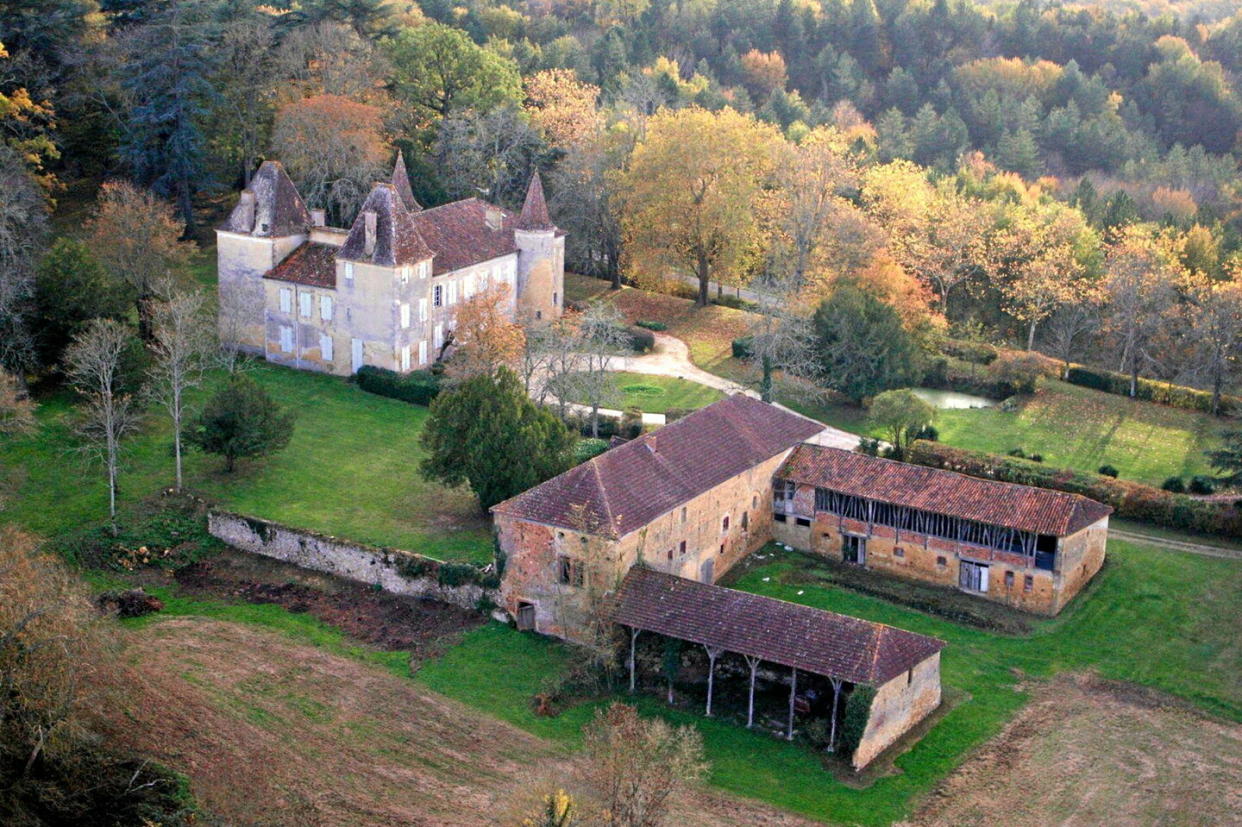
left=843, top=534, right=866, bottom=565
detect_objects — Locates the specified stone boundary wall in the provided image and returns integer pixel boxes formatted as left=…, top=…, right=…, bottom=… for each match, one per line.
left=207, top=510, right=498, bottom=613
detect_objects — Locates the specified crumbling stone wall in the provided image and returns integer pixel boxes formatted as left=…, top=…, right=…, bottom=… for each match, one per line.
left=853, top=651, right=941, bottom=769
left=208, top=510, right=496, bottom=612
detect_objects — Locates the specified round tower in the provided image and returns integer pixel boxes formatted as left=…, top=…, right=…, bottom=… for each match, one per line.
left=513, top=171, right=564, bottom=322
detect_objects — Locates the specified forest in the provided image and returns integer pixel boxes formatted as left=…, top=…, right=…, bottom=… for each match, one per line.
left=2, top=0, right=1242, bottom=396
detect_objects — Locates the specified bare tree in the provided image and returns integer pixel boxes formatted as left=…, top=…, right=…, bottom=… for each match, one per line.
left=211, top=13, right=278, bottom=187
left=747, top=270, right=824, bottom=403
left=572, top=303, right=629, bottom=438
left=1186, top=276, right=1242, bottom=415
left=0, top=145, right=49, bottom=375
left=1042, top=303, right=1099, bottom=379
left=65, top=319, right=144, bottom=533
left=148, top=288, right=214, bottom=490
left=531, top=314, right=585, bottom=419
left=1101, top=228, right=1182, bottom=397
left=578, top=703, right=707, bottom=827
left=216, top=276, right=262, bottom=373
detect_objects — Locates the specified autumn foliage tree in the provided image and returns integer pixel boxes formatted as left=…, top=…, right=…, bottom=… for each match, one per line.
left=621, top=107, right=782, bottom=306
left=271, top=93, right=390, bottom=224
left=524, top=69, right=601, bottom=150
left=447, top=283, right=526, bottom=380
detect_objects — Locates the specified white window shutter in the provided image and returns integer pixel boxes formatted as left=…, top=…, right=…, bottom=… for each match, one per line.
left=418, top=298, right=427, bottom=322
left=320, top=333, right=333, bottom=362
left=418, top=340, right=427, bottom=365
left=279, top=325, right=293, bottom=353
left=299, top=292, right=312, bottom=318
left=279, top=288, right=292, bottom=314
left=400, top=303, right=410, bottom=328
left=400, top=345, right=411, bottom=371
left=434, top=323, right=443, bottom=349
left=320, top=295, right=333, bottom=321
left=344, top=261, right=354, bottom=282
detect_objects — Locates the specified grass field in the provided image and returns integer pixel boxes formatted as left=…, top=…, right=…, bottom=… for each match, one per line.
left=0, top=363, right=493, bottom=561
left=413, top=538, right=1242, bottom=824
left=561, top=371, right=724, bottom=413
left=569, top=275, right=1229, bottom=487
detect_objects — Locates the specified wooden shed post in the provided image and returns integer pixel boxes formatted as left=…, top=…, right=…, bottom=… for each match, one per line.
left=829, top=678, right=843, bottom=749
left=628, top=627, right=640, bottom=693
left=744, top=655, right=761, bottom=728
left=704, top=646, right=722, bottom=717
left=787, top=667, right=798, bottom=741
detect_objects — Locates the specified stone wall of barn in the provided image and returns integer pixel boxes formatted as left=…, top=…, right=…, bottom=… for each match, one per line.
left=853, top=651, right=942, bottom=769
left=497, top=447, right=794, bottom=642
left=207, top=510, right=496, bottom=612
left=774, top=482, right=1108, bottom=616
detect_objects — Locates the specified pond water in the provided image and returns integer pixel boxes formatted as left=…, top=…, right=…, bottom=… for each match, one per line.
left=911, top=388, right=998, bottom=410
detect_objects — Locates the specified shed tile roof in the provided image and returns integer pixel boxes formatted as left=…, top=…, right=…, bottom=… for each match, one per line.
left=491, top=395, right=824, bottom=537
left=615, top=568, right=944, bottom=685
left=220, top=161, right=311, bottom=238
left=264, top=242, right=337, bottom=288
left=411, top=198, right=519, bottom=275
left=779, top=444, right=1112, bottom=537
left=338, top=183, right=434, bottom=267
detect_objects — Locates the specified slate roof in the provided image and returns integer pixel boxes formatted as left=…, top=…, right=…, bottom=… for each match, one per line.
left=338, top=183, right=434, bottom=267
left=515, top=171, right=555, bottom=231
left=264, top=243, right=337, bottom=288
left=615, top=568, right=945, bottom=686
left=491, top=395, right=824, bottom=538
left=219, top=161, right=311, bottom=238
left=391, top=151, right=421, bottom=212
left=411, top=198, right=519, bottom=275
left=779, top=444, right=1113, bottom=537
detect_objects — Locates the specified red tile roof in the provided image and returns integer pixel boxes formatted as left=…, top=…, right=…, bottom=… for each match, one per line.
left=339, top=183, right=434, bottom=267
left=615, top=568, right=944, bottom=685
left=411, top=198, right=519, bottom=276
left=491, top=395, right=824, bottom=538
left=515, top=171, right=554, bottom=231
left=220, top=161, right=311, bottom=238
left=264, top=242, right=337, bottom=288
left=779, top=444, right=1112, bottom=537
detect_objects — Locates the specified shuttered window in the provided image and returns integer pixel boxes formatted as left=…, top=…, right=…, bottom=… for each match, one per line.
left=279, top=325, right=293, bottom=353
left=279, top=287, right=292, bottom=314
left=320, top=333, right=333, bottom=361
left=299, top=291, right=312, bottom=318
left=320, top=295, right=333, bottom=321
left=400, top=303, right=410, bottom=328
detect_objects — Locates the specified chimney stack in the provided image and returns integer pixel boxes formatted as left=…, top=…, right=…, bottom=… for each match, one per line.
left=485, top=207, right=503, bottom=232
left=310, top=208, right=326, bottom=227
left=236, top=191, right=256, bottom=233
left=363, top=210, right=377, bottom=256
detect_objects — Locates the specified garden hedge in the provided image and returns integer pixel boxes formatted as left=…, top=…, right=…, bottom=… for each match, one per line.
left=907, top=440, right=1242, bottom=537
left=356, top=366, right=442, bottom=406
left=1064, top=364, right=1239, bottom=415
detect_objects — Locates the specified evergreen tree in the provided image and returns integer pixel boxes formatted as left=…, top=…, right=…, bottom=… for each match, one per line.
left=117, top=0, right=217, bottom=234
left=184, top=375, right=295, bottom=472
left=419, top=367, right=576, bottom=511
left=812, top=285, right=923, bottom=403
left=31, top=238, right=129, bottom=369
left=996, top=128, right=1042, bottom=178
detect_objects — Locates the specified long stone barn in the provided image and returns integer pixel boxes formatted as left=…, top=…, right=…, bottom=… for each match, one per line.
left=615, top=567, right=944, bottom=769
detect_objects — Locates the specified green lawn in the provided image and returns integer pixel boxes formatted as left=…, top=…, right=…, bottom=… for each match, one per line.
left=562, top=371, right=724, bottom=413
left=412, top=538, right=1241, bottom=824
left=0, top=363, right=493, bottom=562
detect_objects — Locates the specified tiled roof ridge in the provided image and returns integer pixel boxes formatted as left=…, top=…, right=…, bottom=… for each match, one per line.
left=590, top=461, right=619, bottom=538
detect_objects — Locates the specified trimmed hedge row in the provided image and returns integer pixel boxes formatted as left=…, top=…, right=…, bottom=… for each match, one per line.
left=356, top=365, right=442, bottom=405
left=906, top=440, right=1242, bottom=537
left=1065, top=364, right=1239, bottom=415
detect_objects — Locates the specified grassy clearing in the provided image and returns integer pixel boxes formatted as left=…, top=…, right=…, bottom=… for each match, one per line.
left=560, top=371, right=724, bottom=413
left=413, top=538, right=1241, bottom=824
left=0, top=362, right=492, bottom=562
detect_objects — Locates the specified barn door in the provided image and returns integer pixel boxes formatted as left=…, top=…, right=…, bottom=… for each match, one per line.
left=516, top=602, right=536, bottom=631
left=699, top=557, right=714, bottom=584
left=959, top=561, right=988, bottom=592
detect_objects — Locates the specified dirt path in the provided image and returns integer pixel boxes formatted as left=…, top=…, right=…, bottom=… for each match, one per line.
left=107, top=617, right=819, bottom=826
left=1109, top=528, right=1242, bottom=561
left=912, top=673, right=1242, bottom=827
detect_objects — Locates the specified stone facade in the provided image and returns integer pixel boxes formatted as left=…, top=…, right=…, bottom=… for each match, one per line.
left=207, top=510, right=496, bottom=612
left=496, top=449, right=792, bottom=640
left=771, top=491, right=1108, bottom=616
left=217, top=159, right=562, bottom=377
left=853, top=651, right=942, bottom=769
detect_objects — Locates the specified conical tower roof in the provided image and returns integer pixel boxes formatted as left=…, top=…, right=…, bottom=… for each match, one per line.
left=391, top=150, right=421, bottom=212
left=515, top=170, right=555, bottom=231
left=338, top=183, right=433, bottom=266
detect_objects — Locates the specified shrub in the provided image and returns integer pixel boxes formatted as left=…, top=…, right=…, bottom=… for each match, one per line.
left=663, top=408, right=693, bottom=422
left=575, top=438, right=609, bottom=464
left=626, top=325, right=656, bottom=352
left=988, top=351, right=1048, bottom=395
left=635, top=320, right=667, bottom=331
left=1028, top=453, right=1043, bottom=463
left=940, top=338, right=998, bottom=365
left=1098, top=465, right=1119, bottom=478
left=356, top=365, right=441, bottom=406
left=437, top=562, right=480, bottom=587
left=1189, top=475, right=1217, bottom=495
left=914, top=424, right=939, bottom=442
left=1064, top=365, right=1239, bottom=415
left=857, top=437, right=882, bottom=457
left=1162, top=476, right=1186, bottom=493
left=395, top=555, right=433, bottom=579
left=732, top=335, right=753, bottom=359
left=712, top=294, right=758, bottom=311
left=838, top=686, right=877, bottom=760
left=1007, top=447, right=1026, bottom=458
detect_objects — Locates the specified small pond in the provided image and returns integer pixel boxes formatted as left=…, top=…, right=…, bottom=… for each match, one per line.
left=911, top=388, right=999, bottom=410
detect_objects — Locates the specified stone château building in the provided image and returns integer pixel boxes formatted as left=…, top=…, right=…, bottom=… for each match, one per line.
left=216, top=154, right=564, bottom=375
